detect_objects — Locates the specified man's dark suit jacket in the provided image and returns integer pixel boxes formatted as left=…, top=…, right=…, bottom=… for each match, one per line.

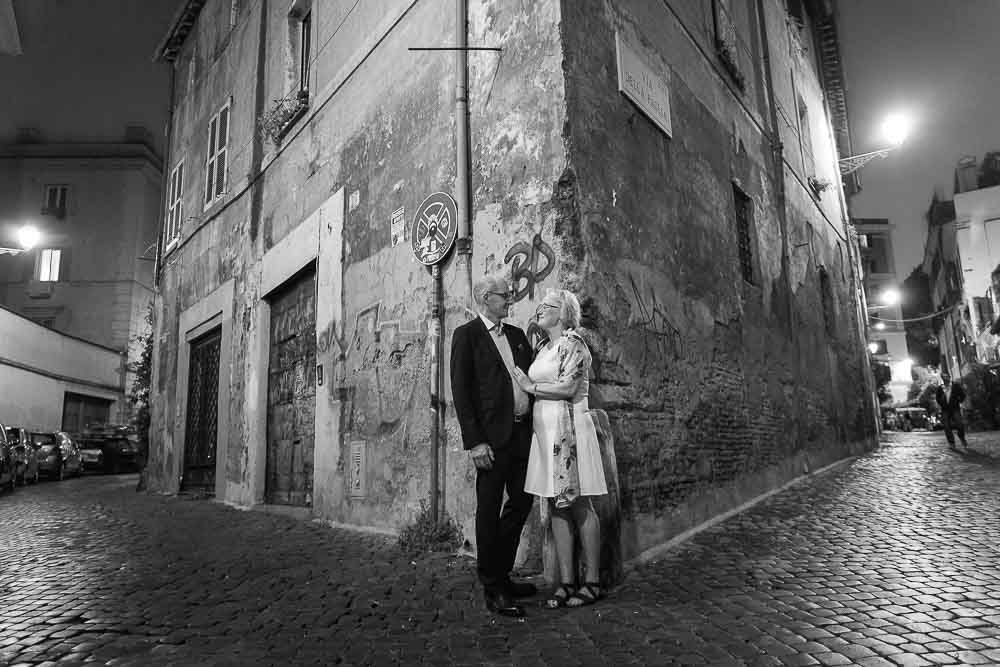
left=935, top=382, right=966, bottom=414
left=450, top=316, right=532, bottom=454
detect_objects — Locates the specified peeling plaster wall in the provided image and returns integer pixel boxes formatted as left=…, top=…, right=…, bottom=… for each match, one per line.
left=558, top=0, right=874, bottom=559
left=148, top=0, right=570, bottom=553
left=149, top=0, right=872, bottom=564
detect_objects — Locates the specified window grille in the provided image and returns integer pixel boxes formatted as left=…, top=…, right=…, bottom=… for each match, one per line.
left=733, top=185, right=755, bottom=284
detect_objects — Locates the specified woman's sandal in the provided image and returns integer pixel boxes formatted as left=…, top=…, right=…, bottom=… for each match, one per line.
left=565, top=582, right=602, bottom=608
left=545, top=583, right=577, bottom=609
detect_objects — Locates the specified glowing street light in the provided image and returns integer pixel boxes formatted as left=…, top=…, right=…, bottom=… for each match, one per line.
left=880, top=112, right=911, bottom=147
left=0, top=224, right=41, bottom=256
left=17, top=225, right=40, bottom=250
left=868, top=342, right=880, bottom=354
left=873, top=322, right=886, bottom=331
left=879, top=288, right=901, bottom=307
left=839, top=111, right=913, bottom=175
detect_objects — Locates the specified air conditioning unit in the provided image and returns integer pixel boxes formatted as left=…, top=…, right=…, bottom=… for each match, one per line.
left=26, top=281, right=55, bottom=299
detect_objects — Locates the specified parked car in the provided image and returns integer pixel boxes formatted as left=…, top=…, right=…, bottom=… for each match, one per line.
left=76, top=424, right=139, bottom=474
left=0, top=421, right=14, bottom=492
left=32, top=431, right=83, bottom=480
left=5, top=426, right=40, bottom=485
left=77, top=439, right=105, bottom=472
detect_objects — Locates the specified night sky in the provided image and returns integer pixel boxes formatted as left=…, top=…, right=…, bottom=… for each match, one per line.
left=838, top=0, right=1000, bottom=280
left=0, top=0, right=176, bottom=155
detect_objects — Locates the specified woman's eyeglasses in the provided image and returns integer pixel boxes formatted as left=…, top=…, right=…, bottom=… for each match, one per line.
left=487, top=291, right=515, bottom=301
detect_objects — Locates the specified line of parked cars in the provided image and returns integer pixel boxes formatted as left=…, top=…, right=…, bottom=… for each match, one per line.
left=0, top=421, right=141, bottom=494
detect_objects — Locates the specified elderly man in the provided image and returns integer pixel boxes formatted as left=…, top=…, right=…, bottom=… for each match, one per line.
left=450, top=275, right=536, bottom=617
left=935, top=370, right=968, bottom=450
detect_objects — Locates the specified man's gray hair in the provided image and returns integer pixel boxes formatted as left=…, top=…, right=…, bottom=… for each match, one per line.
left=473, top=274, right=509, bottom=307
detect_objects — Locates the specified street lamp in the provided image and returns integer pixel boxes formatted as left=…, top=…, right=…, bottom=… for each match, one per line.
left=0, top=224, right=41, bottom=255
left=867, top=287, right=901, bottom=312
left=839, top=112, right=912, bottom=175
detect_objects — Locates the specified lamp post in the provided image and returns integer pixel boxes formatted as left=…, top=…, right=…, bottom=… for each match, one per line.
left=840, top=112, right=912, bottom=176
left=0, top=225, right=41, bottom=255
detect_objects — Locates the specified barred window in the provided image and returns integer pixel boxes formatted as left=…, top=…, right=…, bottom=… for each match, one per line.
left=733, top=185, right=755, bottom=284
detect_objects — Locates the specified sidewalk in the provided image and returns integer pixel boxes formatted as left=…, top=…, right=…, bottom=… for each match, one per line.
left=1, top=431, right=1000, bottom=665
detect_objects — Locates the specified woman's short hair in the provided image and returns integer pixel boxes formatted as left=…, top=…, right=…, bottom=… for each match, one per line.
left=547, top=288, right=581, bottom=328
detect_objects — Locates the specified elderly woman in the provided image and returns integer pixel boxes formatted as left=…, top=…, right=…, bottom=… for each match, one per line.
left=511, top=288, right=607, bottom=608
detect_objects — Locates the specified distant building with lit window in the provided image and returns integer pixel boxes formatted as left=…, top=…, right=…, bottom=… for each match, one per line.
left=0, top=139, right=162, bottom=422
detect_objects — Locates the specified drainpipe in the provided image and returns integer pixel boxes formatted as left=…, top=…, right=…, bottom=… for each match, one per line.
left=454, top=0, right=472, bottom=304
left=755, top=0, right=794, bottom=337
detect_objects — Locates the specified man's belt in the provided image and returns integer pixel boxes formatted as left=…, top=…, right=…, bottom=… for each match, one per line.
left=512, top=413, right=528, bottom=423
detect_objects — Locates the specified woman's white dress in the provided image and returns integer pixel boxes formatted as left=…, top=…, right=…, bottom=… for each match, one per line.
left=524, top=332, right=608, bottom=501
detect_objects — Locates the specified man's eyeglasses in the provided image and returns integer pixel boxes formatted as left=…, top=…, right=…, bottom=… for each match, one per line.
left=538, top=303, right=559, bottom=310
left=487, top=291, right=515, bottom=301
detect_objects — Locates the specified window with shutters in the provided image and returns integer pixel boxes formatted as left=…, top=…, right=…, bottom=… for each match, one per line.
left=204, top=100, right=231, bottom=207
left=42, top=185, right=69, bottom=219
left=165, top=161, right=184, bottom=247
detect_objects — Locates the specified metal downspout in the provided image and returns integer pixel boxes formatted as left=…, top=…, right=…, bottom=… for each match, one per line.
left=455, top=0, right=472, bottom=303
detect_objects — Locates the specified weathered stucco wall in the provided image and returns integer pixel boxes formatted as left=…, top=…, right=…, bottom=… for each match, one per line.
left=149, top=0, right=873, bottom=564
left=557, top=0, right=872, bottom=559
left=148, top=0, right=570, bottom=554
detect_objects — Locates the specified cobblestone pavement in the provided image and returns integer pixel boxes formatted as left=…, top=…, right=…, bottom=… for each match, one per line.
left=2, top=431, right=1000, bottom=666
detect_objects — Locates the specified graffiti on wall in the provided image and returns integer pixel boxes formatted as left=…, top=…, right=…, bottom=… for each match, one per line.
left=628, top=274, right=684, bottom=364
left=505, top=233, right=556, bottom=302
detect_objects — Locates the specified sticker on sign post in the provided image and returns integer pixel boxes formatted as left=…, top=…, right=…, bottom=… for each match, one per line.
left=410, top=192, right=458, bottom=265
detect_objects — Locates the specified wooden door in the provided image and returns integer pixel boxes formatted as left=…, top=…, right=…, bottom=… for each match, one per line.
left=265, top=266, right=316, bottom=506
left=182, top=328, right=221, bottom=493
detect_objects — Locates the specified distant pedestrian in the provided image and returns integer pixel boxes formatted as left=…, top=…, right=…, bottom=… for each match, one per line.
left=935, top=371, right=968, bottom=450
left=450, top=275, right=536, bottom=618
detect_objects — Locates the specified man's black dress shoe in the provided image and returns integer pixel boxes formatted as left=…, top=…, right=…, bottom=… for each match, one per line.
left=503, top=578, right=538, bottom=598
left=484, top=590, right=525, bottom=617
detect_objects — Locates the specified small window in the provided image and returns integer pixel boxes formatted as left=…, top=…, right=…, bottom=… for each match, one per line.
left=37, top=249, right=62, bottom=282
left=797, top=95, right=815, bottom=176
left=165, top=161, right=184, bottom=244
left=33, top=317, right=55, bottom=328
left=229, top=0, right=239, bottom=28
left=733, top=185, right=755, bottom=284
left=819, top=267, right=835, bottom=337
left=298, top=10, right=312, bottom=94
left=205, top=101, right=231, bottom=206
left=43, top=185, right=68, bottom=219
left=712, top=0, right=745, bottom=90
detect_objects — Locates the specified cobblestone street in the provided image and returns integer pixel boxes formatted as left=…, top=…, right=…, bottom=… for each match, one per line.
left=2, top=430, right=1000, bottom=666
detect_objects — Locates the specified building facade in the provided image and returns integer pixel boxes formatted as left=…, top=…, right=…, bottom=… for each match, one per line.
left=148, top=0, right=874, bottom=560
left=854, top=217, right=909, bottom=403
left=0, top=141, right=161, bottom=423
left=0, top=305, right=124, bottom=431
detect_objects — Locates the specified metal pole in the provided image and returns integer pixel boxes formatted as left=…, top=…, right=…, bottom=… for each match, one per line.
left=429, top=263, right=442, bottom=525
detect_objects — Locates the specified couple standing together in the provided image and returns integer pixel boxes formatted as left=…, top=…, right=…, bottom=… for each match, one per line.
left=450, top=275, right=608, bottom=617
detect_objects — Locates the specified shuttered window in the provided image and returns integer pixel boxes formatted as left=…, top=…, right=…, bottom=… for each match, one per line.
left=205, top=101, right=231, bottom=206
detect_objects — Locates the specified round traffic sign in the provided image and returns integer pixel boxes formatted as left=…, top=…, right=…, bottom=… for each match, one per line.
left=410, top=192, right=458, bottom=265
